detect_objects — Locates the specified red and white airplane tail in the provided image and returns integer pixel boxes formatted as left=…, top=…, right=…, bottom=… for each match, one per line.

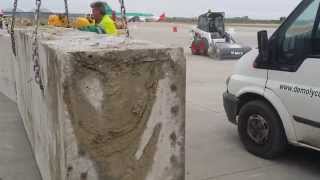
left=158, top=13, right=166, bottom=21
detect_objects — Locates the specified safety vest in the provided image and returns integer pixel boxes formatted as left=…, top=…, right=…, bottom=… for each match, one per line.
left=98, top=15, right=117, bottom=35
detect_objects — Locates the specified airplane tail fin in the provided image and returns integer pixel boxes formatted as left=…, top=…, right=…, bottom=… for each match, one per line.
left=158, top=13, right=166, bottom=21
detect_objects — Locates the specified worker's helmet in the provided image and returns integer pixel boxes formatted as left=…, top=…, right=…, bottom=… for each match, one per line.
left=74, top=17, right=91, bottom=29
left=48, top=15, right=59, bottom=25
left=48, top=15, right=65, bottom=26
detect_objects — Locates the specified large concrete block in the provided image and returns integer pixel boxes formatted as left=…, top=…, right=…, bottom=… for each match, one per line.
left=0, top=30, right=16, bottom=101
left=12, top=27, right=185, bottom=180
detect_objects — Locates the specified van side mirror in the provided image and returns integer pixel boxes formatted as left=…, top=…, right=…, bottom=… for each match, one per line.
left=257, top=30, right=269, bottom=62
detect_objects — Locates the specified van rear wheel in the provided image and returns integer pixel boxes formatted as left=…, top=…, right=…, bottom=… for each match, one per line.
left=238, top=100, right=287, bottom=159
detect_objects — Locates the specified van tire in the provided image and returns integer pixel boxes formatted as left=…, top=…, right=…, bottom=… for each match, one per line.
left=238, top=100, right=287, bottom=159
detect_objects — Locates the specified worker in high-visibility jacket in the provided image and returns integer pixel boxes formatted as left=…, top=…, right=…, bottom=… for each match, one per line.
left=79, top=1, right=117, bottom=35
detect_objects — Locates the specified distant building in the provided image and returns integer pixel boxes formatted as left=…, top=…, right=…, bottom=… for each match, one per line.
left=30, top=8, right=52, bottom=13
left=4, top=8, right=24, bottom=13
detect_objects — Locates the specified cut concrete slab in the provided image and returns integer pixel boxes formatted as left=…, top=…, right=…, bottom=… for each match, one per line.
left=10, top=27, right=185, bottom=180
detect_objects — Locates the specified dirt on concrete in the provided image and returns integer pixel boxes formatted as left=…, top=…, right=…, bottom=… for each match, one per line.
left=63, top=49, right=172, bottom=180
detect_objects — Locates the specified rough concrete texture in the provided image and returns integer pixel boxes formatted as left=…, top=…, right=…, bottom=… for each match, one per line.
left=0, top=30, right=17, bottom=101
left=10, top=27, right=185, bottom=180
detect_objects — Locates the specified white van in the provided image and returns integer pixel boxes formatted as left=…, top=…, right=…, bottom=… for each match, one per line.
left=223, top=0, right=320, bottom=159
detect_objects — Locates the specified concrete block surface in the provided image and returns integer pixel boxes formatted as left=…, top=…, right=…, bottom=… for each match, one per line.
left=11, top=27, right=185, bottom=180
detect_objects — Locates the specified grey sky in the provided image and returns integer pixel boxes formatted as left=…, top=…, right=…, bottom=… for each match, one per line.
left=1, top=0, right=302, bottom=19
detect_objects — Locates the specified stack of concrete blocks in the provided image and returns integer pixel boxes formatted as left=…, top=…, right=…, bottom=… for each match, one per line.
left=0, top=28, right=186, bottom=180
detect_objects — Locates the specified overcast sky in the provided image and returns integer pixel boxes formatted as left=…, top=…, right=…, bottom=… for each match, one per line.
left=1, top=0, right=302, bottom=19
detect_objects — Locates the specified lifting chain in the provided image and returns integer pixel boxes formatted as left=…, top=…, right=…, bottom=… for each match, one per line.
left=64, top=0, right=70, bottom=27
left=119, top=0, right=129, bottom=38
left=32, top=0, right=44, bottom=90
left=10, top=0, right=18, bottom=56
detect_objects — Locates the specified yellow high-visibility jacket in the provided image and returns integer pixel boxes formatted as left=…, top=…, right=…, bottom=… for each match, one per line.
left=97, top=15, right=117, bottom=35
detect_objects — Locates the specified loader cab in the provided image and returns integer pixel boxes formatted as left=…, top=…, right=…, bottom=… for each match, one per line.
left=197, top=12, right=225, bottom=38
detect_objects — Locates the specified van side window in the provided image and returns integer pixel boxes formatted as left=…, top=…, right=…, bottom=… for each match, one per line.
left=278, top=0, right=320, bottom=65
left=312, top=16, right=320, bottom=53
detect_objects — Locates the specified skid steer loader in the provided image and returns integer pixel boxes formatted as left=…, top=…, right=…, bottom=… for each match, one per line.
left=190, top=11, right=251, bottom=60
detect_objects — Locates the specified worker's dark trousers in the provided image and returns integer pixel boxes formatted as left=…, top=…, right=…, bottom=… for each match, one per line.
left=0, top=21, right=2, bottom=29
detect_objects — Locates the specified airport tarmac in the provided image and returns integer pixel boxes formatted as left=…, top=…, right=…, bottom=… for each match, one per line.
left=131, top=22, right=320, bottom=180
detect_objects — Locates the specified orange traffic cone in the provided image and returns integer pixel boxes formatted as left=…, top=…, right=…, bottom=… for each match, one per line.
left=173, top=26, right=178, bottom=32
